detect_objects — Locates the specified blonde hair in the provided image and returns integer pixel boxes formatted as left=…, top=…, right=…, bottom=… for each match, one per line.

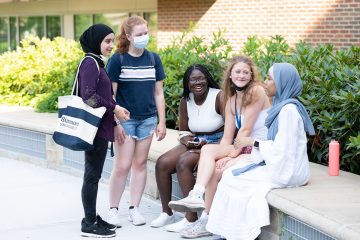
left=222, top=55, right=263, bottom=112
left=115, top=15, right=147, bottom=54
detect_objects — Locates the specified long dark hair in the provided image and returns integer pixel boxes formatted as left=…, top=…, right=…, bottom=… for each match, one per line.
left=182, top=64, right=221, bottom=101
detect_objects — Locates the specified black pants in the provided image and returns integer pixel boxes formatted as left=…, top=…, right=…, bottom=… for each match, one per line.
left=81, top=136, right=109, bottom=225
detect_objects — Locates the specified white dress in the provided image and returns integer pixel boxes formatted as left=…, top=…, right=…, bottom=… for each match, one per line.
left=206, top=104, right=310, bottom=240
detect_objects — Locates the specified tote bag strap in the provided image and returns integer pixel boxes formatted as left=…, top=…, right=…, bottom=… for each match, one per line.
left=71, top=56, right=100, bottom=96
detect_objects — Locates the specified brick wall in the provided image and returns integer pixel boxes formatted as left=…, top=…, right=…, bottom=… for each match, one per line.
left=157, top=0, right=360, bottom=51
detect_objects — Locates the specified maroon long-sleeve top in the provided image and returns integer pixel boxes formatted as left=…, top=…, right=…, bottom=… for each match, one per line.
left=78, top=58, right=118, bottom=142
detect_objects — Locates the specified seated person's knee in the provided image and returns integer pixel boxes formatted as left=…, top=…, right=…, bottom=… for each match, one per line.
left=176, top=154, right=192, bottom=172
left=156, top=155, right=169, bottom=172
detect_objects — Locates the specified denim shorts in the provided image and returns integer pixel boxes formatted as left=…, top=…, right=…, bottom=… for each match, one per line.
left=194, top=131, right=224, bottom=144
left=120, top=115, right=157, bottom=141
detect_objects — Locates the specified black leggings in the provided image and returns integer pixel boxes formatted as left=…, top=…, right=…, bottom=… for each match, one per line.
left=81, top=136, right=108, bottom=225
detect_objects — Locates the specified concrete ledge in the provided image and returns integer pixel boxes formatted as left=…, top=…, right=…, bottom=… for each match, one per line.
left=265, top=163, right=360, bottom=240
left=1, top=105, right=360, bottom=240
left=0, top=116, right=56, bottom=135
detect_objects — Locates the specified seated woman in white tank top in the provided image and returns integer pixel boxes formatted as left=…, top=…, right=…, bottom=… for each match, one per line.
left=151, top=64, right=225, bottom=230
left=168, top=55, right=271, bottom=238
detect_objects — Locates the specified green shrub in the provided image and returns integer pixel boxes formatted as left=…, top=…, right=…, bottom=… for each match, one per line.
left=293, top=43, right=360, bottom=174
left=0, top=36, right=83, bottom=112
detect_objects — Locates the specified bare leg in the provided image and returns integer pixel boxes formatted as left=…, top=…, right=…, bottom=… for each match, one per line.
left=204, top=154, right=250, bottom=213
left=129, top=136, right=153, bottom=207
left=155, top=144, right=189, bottom=216
left=195, top=144, right=234, bottom=188
left=176, top=151, right=201, bottom=222
left=109, top=137, right=136, bottom=208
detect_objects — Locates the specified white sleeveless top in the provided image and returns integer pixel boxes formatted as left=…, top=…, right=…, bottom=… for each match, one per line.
left=187, top=88, right=224, bottom=133
left=235, top=109, right=269, bottom=140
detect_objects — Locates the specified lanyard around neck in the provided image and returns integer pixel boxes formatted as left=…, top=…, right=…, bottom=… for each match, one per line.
left=235, top=93, right=242, bottom=129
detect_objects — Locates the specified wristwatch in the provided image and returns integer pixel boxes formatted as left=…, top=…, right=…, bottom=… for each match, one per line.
left=114, top=120, right=121, bottom=126
left=253, top=139, right=259, bottom=150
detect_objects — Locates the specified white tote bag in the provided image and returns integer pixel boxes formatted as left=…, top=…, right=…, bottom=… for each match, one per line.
left=52, top=57, right=106, bottom=151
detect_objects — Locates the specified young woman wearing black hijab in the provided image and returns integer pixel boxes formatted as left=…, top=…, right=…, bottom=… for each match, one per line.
left=78, top=23, right=130, bottom=238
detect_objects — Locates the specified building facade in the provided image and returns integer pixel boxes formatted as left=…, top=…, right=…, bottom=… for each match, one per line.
left=157, top=0, right=360, bottom=51
left=0, top=0, right=359, bottom=54
left=0, top=0, right=157, bottom=54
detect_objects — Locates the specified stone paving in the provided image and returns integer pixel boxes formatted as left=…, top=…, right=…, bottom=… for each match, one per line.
left=0, top=157, right=218, bottom=240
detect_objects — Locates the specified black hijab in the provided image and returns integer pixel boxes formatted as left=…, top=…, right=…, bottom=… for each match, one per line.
left=79, top=23, right=114, bottom=68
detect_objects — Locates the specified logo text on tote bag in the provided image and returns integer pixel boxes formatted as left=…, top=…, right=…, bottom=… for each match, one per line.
left=60, top=116, right=79, bottom=130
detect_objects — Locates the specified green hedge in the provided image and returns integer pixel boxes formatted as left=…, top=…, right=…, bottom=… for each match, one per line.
left=0, top=25, right=359, bottom=175
left=240, top=36, right=360, bottom=174
left=0, top=37, right=83, bottom=112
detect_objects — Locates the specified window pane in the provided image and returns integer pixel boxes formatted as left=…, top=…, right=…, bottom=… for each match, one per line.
left=10, top=16, right=16, bottom=51
left=74, top=14, right=91, bottom=41
left=19, top=16, right=44, bottom=46
left=143, top=12, right=157, bottom=39
left=0, top=17, right=8, bottom=54
left=93, top=13, right=128, bottom=37
left=46, top=15, right=61, bottom=41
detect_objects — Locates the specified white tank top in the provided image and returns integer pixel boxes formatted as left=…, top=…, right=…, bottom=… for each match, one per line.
left=187, top=88, right=224, bottom=133
left=235, top=109, right=269, bottom=140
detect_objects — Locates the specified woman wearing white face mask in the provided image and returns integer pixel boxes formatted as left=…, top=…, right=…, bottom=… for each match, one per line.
left=106, top=15, right=167, bottom=227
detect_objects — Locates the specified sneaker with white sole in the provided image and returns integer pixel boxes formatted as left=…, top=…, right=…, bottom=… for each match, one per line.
left=128, top=207, right=146, bottom=226
left=107, top=208, right=122, bottom=228
left=81, top=219, right=116, bottom=238
left=180, top=218, right=212, bottom=238
left=97, top=214, right=116, bottom=231
left=150, top=212, right=175, bottom=228
left=166, top=218, right=195, bottom=233
left=168, top=190, right=205, bottom=212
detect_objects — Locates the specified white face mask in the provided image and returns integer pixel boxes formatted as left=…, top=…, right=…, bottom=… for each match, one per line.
left=133, top=34, right=149, bottom=50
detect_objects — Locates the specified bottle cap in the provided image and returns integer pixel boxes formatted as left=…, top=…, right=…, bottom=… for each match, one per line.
left=331, top=131, right=337, bottom=141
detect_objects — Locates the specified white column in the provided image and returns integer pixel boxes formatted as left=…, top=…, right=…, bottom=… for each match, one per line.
left=63, top=14, right=74, bottom=40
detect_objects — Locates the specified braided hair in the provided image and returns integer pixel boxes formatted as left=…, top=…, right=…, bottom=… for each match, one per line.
left=182, top=64, right=221, bottom=101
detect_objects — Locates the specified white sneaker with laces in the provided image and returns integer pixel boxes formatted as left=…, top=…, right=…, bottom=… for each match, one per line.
left=166, top=218, right=195, bottom=233
left=180, top=218, right=212, bottom=238
left=128, top=207, right=146, bottom=226
left=150, top=212, right=175, bottom=228
left=168, top=190, right=205, bottom=212
left=107, top=208, right=122, bottom=228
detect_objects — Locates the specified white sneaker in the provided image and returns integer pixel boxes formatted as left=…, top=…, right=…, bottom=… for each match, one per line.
left=128, top=207, right=146, bottom=226
left=107, top=208, right=122, bottom=228
left=180, top=218, right=212, bottom=238
left=166, top=218, right=195, bottom=233
left=150, top=212, right=175, bottom=228
left=168, top=190, right=205, bottom=212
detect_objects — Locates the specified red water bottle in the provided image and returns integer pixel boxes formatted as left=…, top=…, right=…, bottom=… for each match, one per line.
left=329, top=131, right=339, bottom=176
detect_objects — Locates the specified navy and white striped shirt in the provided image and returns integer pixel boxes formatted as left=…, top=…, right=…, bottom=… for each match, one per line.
left=106, top=50, right=166, bottom=119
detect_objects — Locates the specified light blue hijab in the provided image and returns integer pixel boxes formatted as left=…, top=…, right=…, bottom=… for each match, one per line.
left=265, top=63, right=315, bottom=140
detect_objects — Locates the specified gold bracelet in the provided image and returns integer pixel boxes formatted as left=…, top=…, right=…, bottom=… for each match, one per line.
left=180, top=140, right=189, bottom=148
left=227, top=155, right=237, bottom=158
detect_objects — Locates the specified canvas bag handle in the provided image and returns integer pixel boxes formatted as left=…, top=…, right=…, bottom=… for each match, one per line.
left=71, top=56, right=100, bottom=97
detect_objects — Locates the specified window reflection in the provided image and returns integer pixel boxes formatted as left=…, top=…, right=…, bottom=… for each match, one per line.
left=19, top=16, right=44, bottom=46
left=94, top=13, right=128, bottom=37
left=46, top=16, right=61, bottom=41
left=143, top=12, right=158, bottom=39
left=0, top=17, right=8, bottom=54
left=9, top=16, right=16, bottom=51
left=74, top=14, right=91, bottom=41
